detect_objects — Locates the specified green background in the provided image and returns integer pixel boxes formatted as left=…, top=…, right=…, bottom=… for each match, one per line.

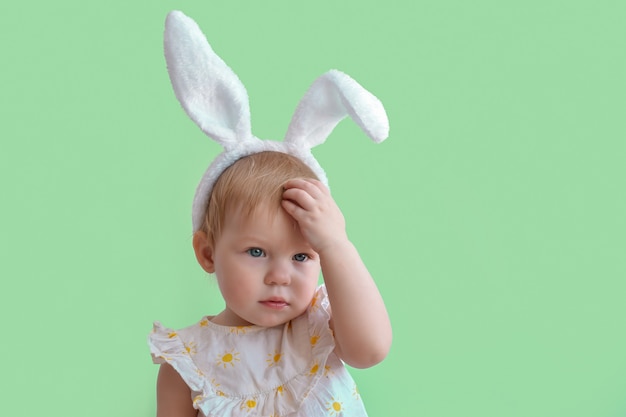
left=1, top=0, right=625, bottom=416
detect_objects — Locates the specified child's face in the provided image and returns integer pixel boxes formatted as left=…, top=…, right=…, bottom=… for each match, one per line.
left=208, top=205, right=321, bottom=327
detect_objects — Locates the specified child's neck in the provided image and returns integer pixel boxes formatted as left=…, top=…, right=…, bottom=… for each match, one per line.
left=210, top=309, right=253, bottom=327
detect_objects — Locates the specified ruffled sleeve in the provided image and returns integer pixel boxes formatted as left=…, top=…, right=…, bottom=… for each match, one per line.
left=148, top=321, right=210, bottom=403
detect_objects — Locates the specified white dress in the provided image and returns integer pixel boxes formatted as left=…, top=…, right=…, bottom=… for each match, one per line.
left=149, top=285, right=368, bottom=416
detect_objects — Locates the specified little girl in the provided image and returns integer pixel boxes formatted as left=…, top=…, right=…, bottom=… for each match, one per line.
left=149, top=11, right=392, bottom=417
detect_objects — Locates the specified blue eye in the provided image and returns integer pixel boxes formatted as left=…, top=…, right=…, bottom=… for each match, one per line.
left=293, top=253, right=308, bottom=262
left=247, top=248, right=265, bottom=257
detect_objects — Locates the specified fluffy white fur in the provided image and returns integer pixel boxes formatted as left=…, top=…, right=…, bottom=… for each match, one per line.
left=164, top=10, right=390, bottom=231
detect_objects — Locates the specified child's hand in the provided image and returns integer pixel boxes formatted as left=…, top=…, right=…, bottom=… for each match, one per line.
left=281, top=178, right=348, bottom=254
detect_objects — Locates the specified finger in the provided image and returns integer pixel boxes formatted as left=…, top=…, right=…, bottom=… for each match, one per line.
left=283, top=178, right=327, bottom=198
left=281, top=198, right=307, bottom=220
left=282, top=187, right=317, bottom=211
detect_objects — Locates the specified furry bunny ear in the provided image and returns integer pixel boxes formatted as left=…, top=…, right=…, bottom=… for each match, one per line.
left=284, top=70, right=389, bottom=148
left=164, top=11, right=253, bottom=146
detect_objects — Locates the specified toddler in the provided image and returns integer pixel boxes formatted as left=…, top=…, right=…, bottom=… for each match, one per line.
left=149, top=11, right=392, bottom=417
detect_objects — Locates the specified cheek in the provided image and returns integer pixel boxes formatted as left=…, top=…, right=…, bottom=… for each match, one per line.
left=215, top=263, right=254, bottom=303
left=305, top=262, right=321, bottom=282
left=296, top=265, right=321, bottom=294
left=218, top=276, right=255, bottom=307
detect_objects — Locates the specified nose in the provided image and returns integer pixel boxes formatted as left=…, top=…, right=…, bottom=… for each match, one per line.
left=264, top=259, right=291, bottom=286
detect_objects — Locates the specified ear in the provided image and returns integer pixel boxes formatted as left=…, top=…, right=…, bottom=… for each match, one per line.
left=192, top=231, right=215, bottom=273
left=284, top=70, right=389, bottom=148
left=164, top=11, right=253, bottom=146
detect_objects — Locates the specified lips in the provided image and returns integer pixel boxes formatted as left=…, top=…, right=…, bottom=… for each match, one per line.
left=260, top=297, right=289, bottom=309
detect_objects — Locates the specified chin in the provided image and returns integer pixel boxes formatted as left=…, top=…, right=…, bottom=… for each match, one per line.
left=254, top=317, right=289, bottom=328
left=255, top=312, right=303, bottom=328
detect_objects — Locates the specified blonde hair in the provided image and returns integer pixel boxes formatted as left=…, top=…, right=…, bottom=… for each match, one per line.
left=201, top=151, right=319, bottom=244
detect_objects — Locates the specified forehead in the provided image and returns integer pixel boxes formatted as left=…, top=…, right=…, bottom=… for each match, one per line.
left=225, top=202, right=296, bottom=229
left=221, top=204, right=303, bottom=243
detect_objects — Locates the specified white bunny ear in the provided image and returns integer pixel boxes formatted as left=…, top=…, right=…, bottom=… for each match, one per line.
left=164, top=11, right=253, bottom=147
left=284, top=70, right=389, bottom=148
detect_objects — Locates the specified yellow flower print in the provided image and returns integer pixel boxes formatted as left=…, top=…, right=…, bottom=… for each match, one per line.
left=309, top=295, right=319, bottom=311
left=309, top=362, right=320, bottom=376
left=240, top=399, right=257, bottom=412
left=216, top=349, right=240, bottom=368
left=199, top=318, right=209, bottom=327
left=230, top=325, right=250, bottom=334
left=168, top=332, right=177, bottom=339
left=275, top=385, right=285, bottom=396
left=211, top=378, right=227, bottom=397
left=266, top=350, right=282, bottom=368
left=326, top=397, right=344, bottom=416
left=183, top=341, right=197, bottom=355
left=353, top=384, right=360, bottom=400
left=324, top=365, right=333, bottom=377
left=310, top=335, right=320, bottom=346
left=193, top=395, right=203, bottom=406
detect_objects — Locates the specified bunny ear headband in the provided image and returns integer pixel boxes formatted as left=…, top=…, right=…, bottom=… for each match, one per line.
left=164, top=10, right=390, bottom=231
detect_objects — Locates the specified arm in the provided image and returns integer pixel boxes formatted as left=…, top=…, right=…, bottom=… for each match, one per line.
left=156, top=363, right=198, bottom=417
left=282, top=179, right=392, bottom=369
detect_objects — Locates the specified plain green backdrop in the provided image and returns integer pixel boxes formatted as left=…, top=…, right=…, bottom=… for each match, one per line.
left=1, top=0, right=625, bottom=416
